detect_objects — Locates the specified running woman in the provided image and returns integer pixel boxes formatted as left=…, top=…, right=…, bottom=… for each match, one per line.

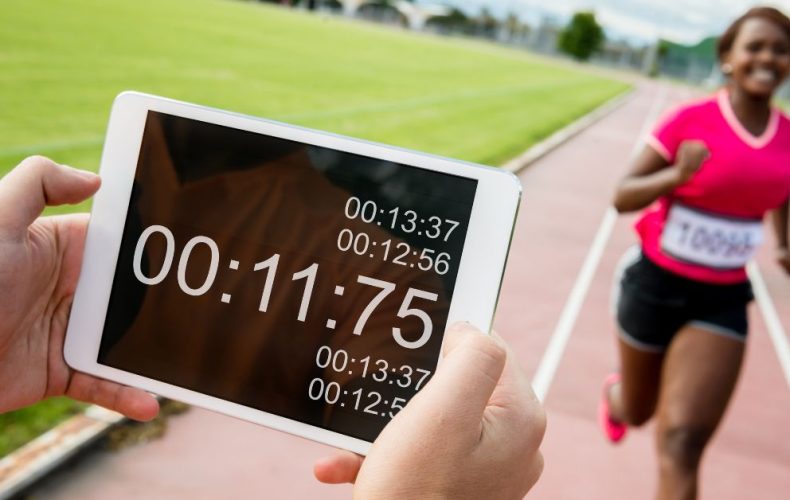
left=600, top=7, right=790, bottom=500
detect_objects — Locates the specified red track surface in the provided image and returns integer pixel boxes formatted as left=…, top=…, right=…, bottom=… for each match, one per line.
left=32, top=82, right=790, bottom=499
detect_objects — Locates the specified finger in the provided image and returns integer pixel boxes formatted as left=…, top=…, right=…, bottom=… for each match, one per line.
left=0, top=156, right=100, bottom=239
left=65, top=372, right=160, bottom=421
left=313, top=451, right=364, bottom=484
left=486, top=331, right=546, bottom=449
left=490, top=331, right=539, bottom=404
left=406, top=322, right=506, bottom=427
left=30, top=214, right=92, bottom=300
left=521, top=451, right=545, bottom=494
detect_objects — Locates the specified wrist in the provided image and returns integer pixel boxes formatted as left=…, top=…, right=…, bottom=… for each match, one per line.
left=668, top=166, right=688, bottom=188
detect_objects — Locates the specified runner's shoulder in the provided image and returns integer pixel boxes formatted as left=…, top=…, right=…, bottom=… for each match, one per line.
left=655, top=94, right=718, bottom=129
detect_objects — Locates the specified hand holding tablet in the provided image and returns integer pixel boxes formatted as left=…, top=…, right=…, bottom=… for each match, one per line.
left=315, top=323, right=545, bottom=498
left=0, top=93, right=543, bottom=495
left=63, top=92, right=521, bottom=454
left=0, top=156, right=158, bottom=420
left=0, top=157, right=543, bottom=495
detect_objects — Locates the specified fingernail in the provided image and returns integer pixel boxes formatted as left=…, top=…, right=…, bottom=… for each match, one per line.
left=65, top=166, right=99, bottom=180
left=449, top=321, right=476, bottom=333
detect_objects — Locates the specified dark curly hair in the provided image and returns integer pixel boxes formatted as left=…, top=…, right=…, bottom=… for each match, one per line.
left=717, top=6, right=790, bottom=61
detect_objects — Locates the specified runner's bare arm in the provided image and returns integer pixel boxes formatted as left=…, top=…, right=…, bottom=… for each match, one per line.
left=613, top=141, right=708, bottom=213
left=771, top=197, right=790, bottom=274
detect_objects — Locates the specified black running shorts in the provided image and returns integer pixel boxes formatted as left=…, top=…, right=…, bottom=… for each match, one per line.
left=614, top=249, right=753, bottom=352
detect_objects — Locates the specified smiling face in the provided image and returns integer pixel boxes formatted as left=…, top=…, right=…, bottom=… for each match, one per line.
left=723, top=17, right=790, bottom=98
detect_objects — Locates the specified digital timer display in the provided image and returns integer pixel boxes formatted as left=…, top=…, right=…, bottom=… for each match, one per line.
left=97, top=111, right=477, bottom=441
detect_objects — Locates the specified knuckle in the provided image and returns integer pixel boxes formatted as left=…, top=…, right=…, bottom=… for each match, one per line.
left=20, top=155, right=55, bottom=176
left=21, top=155, right=50, bottom=168
left=530, top=452, right=545, bottom=484
left=534, top=404, right=547, bottom=439
left=516, top=452, right=544, bottom=496
left=511, top=394, right=547, bottom=448
left=524, top=402, right=547, bottom=444
left=455, top=334, right=506, bottom=387
left=467, top=334, right=506, bottom=365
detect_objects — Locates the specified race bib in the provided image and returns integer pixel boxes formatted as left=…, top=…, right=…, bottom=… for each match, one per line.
left=661, top=203, right=763, bottom=269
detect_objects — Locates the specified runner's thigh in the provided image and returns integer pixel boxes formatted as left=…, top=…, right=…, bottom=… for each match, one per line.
left=656, top=325, right=745, bottom=432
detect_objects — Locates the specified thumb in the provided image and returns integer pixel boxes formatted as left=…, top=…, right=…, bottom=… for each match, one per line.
left=313, top=451, right=364, bottom=484
left=0, top=156, right=100, bottom=238
left=404, top=322, right=506, bottom=428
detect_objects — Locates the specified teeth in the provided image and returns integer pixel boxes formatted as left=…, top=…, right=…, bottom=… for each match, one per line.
left=752, top=69, right=776, bottom=82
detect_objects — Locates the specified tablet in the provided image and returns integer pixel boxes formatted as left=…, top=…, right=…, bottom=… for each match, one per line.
left=64, top=91, right=521, bottom=455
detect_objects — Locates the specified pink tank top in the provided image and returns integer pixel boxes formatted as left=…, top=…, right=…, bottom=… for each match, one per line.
left=637, top=88, right=790, bottom=284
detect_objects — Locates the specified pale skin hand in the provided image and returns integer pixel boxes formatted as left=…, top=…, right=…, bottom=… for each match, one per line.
left=0, top=157, right=545, bottom=497
left=0, top=156, right=159, bottom=420
left=313, top=322, right=546, bottom=499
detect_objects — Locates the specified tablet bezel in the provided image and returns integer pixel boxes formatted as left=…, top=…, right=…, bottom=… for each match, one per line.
left=64, top=91, right=521, bottom=455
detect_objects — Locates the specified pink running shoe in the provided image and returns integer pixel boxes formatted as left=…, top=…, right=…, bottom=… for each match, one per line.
left=598, top=372, right=627, bottom=443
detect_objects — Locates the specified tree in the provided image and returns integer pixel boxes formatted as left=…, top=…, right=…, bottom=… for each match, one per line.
left=504, top=12, right=529, bottom=43
left=475, top=7, right=499, bottom=39
left=425, top=8, right=472, bottom=35
left=558, top=11, right=604, bottom=61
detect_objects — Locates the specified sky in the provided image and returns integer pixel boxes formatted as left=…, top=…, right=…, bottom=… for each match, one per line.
left=416, top=0, right=790, bottom=45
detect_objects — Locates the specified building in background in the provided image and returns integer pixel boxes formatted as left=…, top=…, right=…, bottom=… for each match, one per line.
left=258, top=0, right=790, bottom=98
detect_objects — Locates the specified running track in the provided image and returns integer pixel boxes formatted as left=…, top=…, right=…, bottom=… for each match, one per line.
left=31, top=81, right=790, bottom=499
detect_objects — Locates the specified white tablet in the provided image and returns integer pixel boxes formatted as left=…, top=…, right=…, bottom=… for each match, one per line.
left=64, top=91, right=521, bottom=455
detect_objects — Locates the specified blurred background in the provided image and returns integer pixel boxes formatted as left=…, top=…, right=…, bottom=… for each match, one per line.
left=1, top=1, right=789, bottom=498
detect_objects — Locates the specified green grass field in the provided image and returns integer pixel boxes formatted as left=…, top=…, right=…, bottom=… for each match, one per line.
left=0, top=0, right=629, bottom=457
left=0, top=0, right=629, bottom=195
left=0, top=399, right=88, bottom=458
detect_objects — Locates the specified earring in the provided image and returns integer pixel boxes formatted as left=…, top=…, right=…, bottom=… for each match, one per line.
left=721, top=63, right=733, bottom=75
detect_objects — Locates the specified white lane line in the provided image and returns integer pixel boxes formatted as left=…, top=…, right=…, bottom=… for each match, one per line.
left=531, top=207, right=618, bottom=401
left=747, top=262, right=790, bottom=389
left=531, top=84, right=669, bottom=402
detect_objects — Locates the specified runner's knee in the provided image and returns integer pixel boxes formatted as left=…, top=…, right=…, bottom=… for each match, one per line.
left=657, top=424, right=712, bottom=472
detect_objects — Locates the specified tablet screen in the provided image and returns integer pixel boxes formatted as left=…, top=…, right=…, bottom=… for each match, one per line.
left=98, top=111, right=477, bottom=441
